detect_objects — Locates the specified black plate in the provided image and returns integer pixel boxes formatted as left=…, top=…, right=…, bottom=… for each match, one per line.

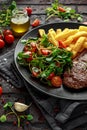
left=14, top=22, right=87, bottom=100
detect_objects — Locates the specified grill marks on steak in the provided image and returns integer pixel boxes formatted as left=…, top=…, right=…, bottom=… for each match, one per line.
left=63, top=51, right=87, bottom=89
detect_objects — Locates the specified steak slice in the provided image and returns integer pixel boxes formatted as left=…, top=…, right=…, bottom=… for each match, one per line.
left=63, top=50, right=87, bottom=89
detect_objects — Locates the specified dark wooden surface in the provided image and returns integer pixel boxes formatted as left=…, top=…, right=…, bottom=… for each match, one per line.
left=0, top=0, right=87, bottom=130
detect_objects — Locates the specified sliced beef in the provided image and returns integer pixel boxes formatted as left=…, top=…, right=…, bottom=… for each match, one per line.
left=63, top=50, right=87, bottom=89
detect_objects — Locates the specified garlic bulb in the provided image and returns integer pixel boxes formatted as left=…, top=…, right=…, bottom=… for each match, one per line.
left=14, top=102, right=30, bottom=112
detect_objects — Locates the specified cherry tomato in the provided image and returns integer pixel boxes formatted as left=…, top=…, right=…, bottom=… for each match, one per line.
left=30, top=42, right=37, bottom=52
left=0, top=86, right=3, bottom=95
left=25, top=7, right=32, bottom=16
left=3, top=29, right=12, bottom=36
left=58, top=40, right=66, bottom=48
left=0, top=39, right=5, bottom=49
left=32, top=71, right=38, bottom=77
left=5, top=34, right=14, bottom=44
left=47, top=72, right=55, bottom=80
left=58, top=7, right=66, bottom=12
left=41, top=49, right=51, bottom=55
left=0, top=34, right=3, bottom=40
left=31, top=19, right=40, bottom=27
left=24, top=51, right=33, bottom=62
left=51, top=76, right=62, bottom=87
left=23, top=45, right=29, bottom=52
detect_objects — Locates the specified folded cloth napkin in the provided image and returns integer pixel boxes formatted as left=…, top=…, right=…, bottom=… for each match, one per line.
left=1, top=50, right=87, bottom=130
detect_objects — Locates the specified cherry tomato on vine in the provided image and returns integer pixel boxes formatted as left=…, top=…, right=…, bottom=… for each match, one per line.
left=5, top=34, right=14, bottom=44
left=3, top=29, right=13, bottom=36
left=0, top=39, right=5, bottom=49
left=0, top=86, right=3, bottom=95
left=51, top=76, right=62, bottom=87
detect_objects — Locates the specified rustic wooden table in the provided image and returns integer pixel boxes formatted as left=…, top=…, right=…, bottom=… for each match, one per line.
left=0, top=0, right=87, bottom=130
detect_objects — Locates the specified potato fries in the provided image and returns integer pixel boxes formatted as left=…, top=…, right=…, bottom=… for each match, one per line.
left=38, top=26, right=87, bottom=58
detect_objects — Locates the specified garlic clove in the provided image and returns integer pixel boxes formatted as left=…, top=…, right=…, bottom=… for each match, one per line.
left=14, top=102, right=29, bottom=112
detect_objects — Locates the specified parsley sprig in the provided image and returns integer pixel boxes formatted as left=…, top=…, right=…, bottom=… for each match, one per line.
left=46, top=0, right=83, bottom=22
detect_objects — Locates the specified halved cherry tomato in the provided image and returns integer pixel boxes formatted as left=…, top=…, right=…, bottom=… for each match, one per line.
left=31, top=19, right=40, bottom=27
left=23, top=45, right=29, bottom=52
left=24, top=51, right=33, bottom=62
left=58, top=7, right=66, bottom=12
left=5, top=34, right=14, bottom=44
left=41, top=49, right=51, bottom=55
left=47, top=72, right=55, bottom=80
left=51, top=76, right=62, bottom=87
left=32, top=71, right=39, bottom=77
left=0, top=86, right=3, bottom=95
left=25, top=7, right=32, bottom=16
left=30, top=42, right=37, bottom=52
left=58, top=40, right=66, bottom=48
left=0, top=39, right=5, bottom=49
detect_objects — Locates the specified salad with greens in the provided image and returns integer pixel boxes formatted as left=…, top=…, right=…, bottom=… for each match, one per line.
left=17, top=31, right=72, bottom=88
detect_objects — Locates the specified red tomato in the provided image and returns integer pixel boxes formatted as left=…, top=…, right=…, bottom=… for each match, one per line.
left=30, top=42, right=36, bottom=48
left=5, top=34, right=14, bottom=44
left=58, top=7, right=66, bottom=12
left=41, top=49, right=51, bottom=55
left=25, top=7, right=32, bottom=16
left=30, top=42, right=37, bottom=52
left=47, top=72, right=55, bottom=80
left=0, top=35, right=3, bottom=40
left=31, top=19, right=40, bottom=27
left=0, top=86, right=3, bottom=95
left=58, top=40, right=66, bottom=48
left=24, top=51, right=33, bottom=62
left=51, top=76, right=62, bottom=87
left=3, top=29, right=12, bottom=36
left=32, top=71, right=38, bottom=77
left=0, top=39, right=5, bottom=49
left=23, top=45, right=29, bottom=52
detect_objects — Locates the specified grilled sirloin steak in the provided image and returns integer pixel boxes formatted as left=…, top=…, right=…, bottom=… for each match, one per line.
left=63, top=50, right=87, bottom=89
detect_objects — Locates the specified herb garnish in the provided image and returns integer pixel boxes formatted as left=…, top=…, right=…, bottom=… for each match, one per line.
left=46, top=0, right=83, bottom=22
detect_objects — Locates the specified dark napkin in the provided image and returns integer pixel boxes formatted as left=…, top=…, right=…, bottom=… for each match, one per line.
left=1, top=50, right=87, bottom=130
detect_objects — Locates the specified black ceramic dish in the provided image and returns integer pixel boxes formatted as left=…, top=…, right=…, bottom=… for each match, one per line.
left=14, top=22, right=87, bottom=100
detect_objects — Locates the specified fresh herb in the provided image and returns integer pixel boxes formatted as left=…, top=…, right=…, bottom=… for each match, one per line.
left=0, top=1, right=17, bottom=27
left=46, top=0, right=83, bottom=22
left=0, top=101, right=33, bottom=127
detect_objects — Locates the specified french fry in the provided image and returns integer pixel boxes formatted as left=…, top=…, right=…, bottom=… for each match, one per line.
left=38, top=29, right=45, bottom=37
left=64, top=31, right=87, bottom=46
left=55, top=29, right=78, bottom=41
left=48, top=32, right=58, bottom=46
left=72, top=37, right=86, bottom=53
left=56, top=29, right=62, bottom=34
left=84, top=42, right=87, bottom=48
left=48, top=28, right=56, bottom=37
left=79, top=26, right=87, bottom=32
